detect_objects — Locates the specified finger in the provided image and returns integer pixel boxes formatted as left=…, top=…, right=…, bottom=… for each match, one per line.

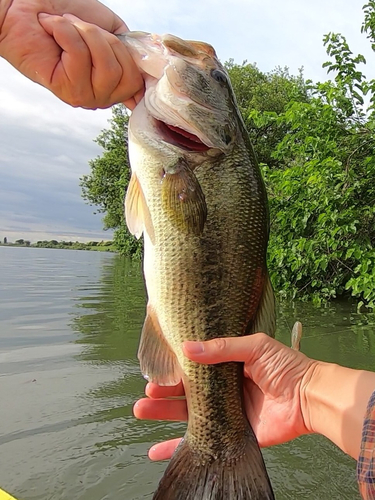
left=107, top=38, right=144, bottom=104
left=243, top=378, right=264, bottom=435
left=124, top=88, right=145, bottom=110
left=62, top=15, right=121, bottom=95
left=133, top=398, right=188, bottom=422
left=182, top=333, right=280, bottom=364
left=63, top=14, right=143, bottom=106
left=38, top=14, right=93, bottom=102
left=124, top=97, right=137, bottom=111
left=149, top=438, right=182, bottom=461
left=145, top=382, right=185, bottom=399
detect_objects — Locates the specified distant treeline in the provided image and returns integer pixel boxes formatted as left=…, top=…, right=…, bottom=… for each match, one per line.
left=1, top=239, right=115, bottom=252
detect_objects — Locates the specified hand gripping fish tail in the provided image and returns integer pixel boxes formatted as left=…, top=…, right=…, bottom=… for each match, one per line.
left=152, top=427, right=275, bottom=500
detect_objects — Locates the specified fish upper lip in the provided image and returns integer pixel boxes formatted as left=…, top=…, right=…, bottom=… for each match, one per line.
left=155, top=119, right=211, bottom=152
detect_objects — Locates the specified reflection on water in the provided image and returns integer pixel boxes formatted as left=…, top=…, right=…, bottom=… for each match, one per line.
left=0, top=246, right=374, bottom=499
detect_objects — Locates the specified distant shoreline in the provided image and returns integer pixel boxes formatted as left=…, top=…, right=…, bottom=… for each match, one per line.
left=0, top=242, right=116, bottom=252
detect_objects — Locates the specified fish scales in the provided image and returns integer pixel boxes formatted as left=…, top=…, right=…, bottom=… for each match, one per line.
left=145, top=149, right=265, bottom=450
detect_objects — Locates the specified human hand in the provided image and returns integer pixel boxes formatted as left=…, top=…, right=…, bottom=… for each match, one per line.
left=0, top=0, right=144, bottom=109
left=134, top=333, right=318, bottom=460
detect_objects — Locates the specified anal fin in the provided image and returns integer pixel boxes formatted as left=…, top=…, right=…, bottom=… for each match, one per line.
left=246, top=273, right=276, bottom=338
left=138, top=305, right=181, bottom=386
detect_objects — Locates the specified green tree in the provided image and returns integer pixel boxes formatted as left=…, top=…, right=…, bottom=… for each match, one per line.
left=254, top=2, right=375, bottom=309
left=226, top=61, right=308, bottom=167
left=80, top=105, right=142, bottom=257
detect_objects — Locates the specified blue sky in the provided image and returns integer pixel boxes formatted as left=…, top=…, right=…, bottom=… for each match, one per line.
left=0, top=0, right=373, bottom=242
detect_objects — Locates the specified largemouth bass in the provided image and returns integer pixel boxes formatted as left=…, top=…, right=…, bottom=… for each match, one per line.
left=119, top=32, right=276, bottom=500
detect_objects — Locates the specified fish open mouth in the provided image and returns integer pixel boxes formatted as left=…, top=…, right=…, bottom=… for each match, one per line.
left=156, top=120, right=210, bottom=152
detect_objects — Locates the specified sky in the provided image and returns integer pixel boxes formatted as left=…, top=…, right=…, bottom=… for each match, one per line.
left=0, top=0, right=373, bottom=243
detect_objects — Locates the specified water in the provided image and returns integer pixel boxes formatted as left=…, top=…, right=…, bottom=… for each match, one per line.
left=0, top=246, right=374, bottom=500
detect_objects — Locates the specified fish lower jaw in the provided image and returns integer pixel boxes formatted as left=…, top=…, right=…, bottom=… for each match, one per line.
left=155, top=119, right=211, bottom=152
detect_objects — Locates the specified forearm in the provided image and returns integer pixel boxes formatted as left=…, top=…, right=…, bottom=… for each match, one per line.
left=0, top=0, right=127, bottom=41
left=302, top=361, right=375, bottom=459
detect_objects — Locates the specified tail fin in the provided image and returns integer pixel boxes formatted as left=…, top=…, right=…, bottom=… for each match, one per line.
left=152, top=431, right=274, bottom=500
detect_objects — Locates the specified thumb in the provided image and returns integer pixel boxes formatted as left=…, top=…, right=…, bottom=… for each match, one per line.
left=183, top=333, right=272, bottom=365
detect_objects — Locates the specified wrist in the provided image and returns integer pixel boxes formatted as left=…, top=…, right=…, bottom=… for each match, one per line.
left=299, top=359, right=323, bottom=435
left=301, top=360, right=375, bottom=459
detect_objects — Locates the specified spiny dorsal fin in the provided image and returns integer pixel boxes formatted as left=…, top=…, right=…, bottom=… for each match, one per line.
left=138, top=305, right=181, bottom=386
left=125, top=172, right=154, bottom=241
left=247, top=273, right=276, bottom=338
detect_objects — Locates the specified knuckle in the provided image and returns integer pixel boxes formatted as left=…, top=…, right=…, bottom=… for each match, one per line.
left=69, top=94, right=93, bottom=108
left=82, top=24, right=98, bottom=35
left=110, top=37, right=123, bottom=48
left=213, top=338, right=227, bottom=351
left=103, top=65, right=121, bottom=84
left=68, top=95, right=84, bottom=107
left=52, top=15, right=67, bottom=26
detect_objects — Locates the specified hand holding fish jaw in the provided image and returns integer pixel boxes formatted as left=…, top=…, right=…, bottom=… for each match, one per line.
left=134, top=333, right=317, bottom=460
left=0, top=0, right=144, bottom=109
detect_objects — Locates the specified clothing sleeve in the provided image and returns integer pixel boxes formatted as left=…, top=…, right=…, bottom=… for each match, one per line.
left=357, top=390, right=375, bottom=499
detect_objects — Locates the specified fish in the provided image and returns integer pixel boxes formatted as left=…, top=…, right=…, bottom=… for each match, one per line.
left=119, top=32, right=276, bottom=500
left=291, top=321, right=303, bottom=351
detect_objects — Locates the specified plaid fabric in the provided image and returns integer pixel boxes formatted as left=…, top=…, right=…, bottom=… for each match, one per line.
left=357, top=390, right=375, bottom=499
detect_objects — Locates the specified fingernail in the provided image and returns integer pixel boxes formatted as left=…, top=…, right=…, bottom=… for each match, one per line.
left=184, top=341, right=204, bottom=355
left=38, top=13, right=51, bottom=19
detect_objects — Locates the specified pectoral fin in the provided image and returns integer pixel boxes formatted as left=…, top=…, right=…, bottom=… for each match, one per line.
left=138, top=305, right=181, bottom=386
left=161, top=160, right=207, bottom=236
left=246, top=273, right=276, bottom=337
left=124, top=172, right=154, bottom=241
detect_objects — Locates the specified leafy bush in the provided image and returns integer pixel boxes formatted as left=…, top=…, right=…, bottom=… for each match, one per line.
left=253, top=6, right=375, bottom=309
left=80, top=105, right=142, bottom=257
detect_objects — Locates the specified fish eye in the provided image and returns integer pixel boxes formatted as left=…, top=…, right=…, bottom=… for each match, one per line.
left=211, top=69, right=228, bottom=85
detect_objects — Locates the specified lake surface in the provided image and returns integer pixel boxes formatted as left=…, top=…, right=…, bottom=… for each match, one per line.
left=0, top=246, right=374, bottom=500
